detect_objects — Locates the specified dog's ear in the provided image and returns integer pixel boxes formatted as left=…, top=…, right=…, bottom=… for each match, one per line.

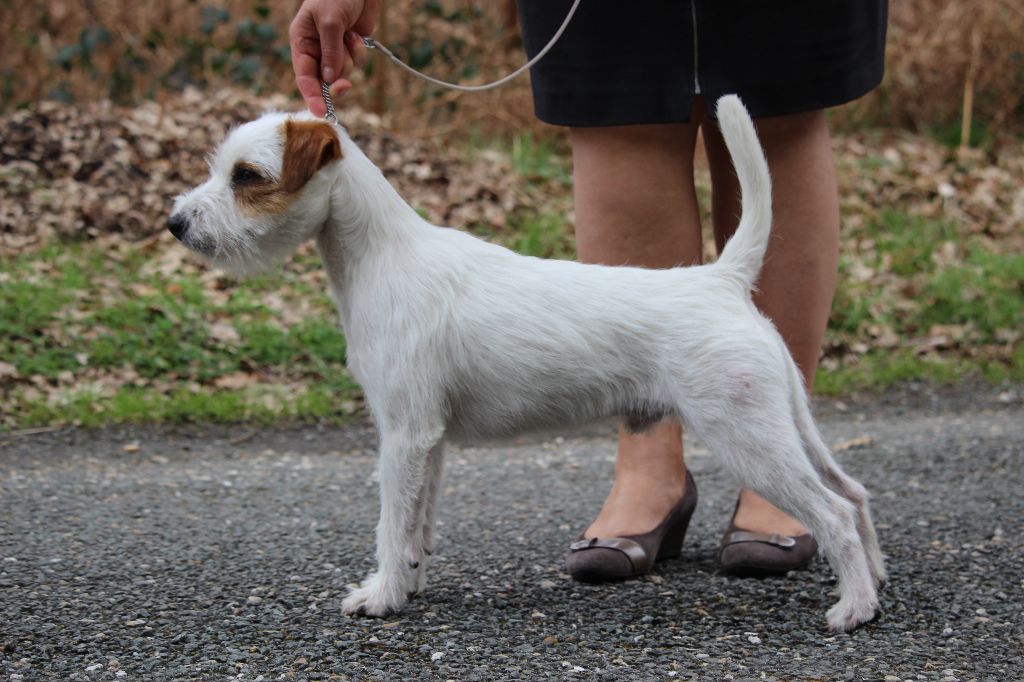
left=281, top=120, right=342, bottom=193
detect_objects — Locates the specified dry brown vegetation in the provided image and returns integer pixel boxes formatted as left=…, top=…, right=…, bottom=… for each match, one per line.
left=3, top=0, right=1022, bottom=142
left=842, top=0, right=1024, bottom=144
left=0, top=89, right=556, bottom=250
left=0, top=91, right=1019, bottom=246
left=1, top=88, right=1021, bottom=427
left=2, top=2, right=1022, bottom=426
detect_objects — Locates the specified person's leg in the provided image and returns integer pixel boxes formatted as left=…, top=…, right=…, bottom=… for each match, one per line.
left=571, top=114, right=705, bottom=539
left=702, top=109, right=840, bottom=536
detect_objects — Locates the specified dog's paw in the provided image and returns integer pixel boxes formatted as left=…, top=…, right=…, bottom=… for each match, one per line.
left=342, top=573, right=409, bottom=617
left=826, top=597, right=880, bottom=632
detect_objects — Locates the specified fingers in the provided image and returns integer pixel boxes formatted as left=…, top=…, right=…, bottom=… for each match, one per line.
left=292, top=47, right=329, bottom=117
left=325, top=33, right=365, bottom=105
left=316, top=12, right=346, bottom=84
left=290, top=0, right=378, bottom=114
left=353, top=0, right=381, bottom=36
left=346, top=30, right=369, bottom=69
left=290, top=10, right=323, bottom=114
left=298, top=75, right=329, bottom=117
left=290, top=6, right=331, bottom=116
left=338, top=48, right=354, bottom=82
left=330, top=79, right=355, bottom=100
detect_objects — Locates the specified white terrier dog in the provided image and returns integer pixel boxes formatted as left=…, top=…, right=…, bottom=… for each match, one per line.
left=169, top=96, right=884, bottom=631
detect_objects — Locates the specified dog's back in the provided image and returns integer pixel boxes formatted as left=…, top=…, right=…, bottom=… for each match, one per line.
left=398, top=98, right=775, bottom=439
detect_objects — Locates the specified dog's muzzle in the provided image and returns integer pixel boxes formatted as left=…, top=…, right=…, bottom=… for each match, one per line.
left=167, top=213, right=190, bottom=241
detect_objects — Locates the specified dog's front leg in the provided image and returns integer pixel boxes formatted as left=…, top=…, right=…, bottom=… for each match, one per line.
left=342, top=430, right=437, bottom=617
left=410, top=442, right=445, bottom=594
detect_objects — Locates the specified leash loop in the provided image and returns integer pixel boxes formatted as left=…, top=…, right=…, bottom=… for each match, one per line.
left=360, top=0, right=581, bottom=93
left=321, top=1, right=580, bottom=121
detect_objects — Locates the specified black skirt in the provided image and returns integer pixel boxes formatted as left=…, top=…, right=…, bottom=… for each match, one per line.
left=517, top=0, right=888, bottom=126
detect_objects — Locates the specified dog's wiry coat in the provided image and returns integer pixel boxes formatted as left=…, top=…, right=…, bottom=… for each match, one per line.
left=170, top=97, right=884, bottom=632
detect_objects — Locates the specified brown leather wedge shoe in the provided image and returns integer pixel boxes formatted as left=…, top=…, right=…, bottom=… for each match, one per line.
left=566, top=470, right=697, bottom=583
left=718, top=501, right=818, bottom=577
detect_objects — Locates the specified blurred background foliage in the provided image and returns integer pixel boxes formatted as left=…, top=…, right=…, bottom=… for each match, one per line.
left=1, top=0, right=1022, bottom=427
left=2, top=0, right=1023, bottom=145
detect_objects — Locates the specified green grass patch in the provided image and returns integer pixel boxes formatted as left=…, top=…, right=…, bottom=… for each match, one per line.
left=864, top=211, right=960, bottom=276
left=12, top=382, right=360, bottom=429
left=508, top=134, right=572, bottom=184
left=511, top=212, right=576, bottom=260
left=0, top=242, right=358, bottom=429
left=832, top=211, right=1022, bottom=343
left=920, top=249, right=1024, bottom=335
left=466, top=129, right=571, bottom=183
left=813, top=349, right=1021, bottom=396
left=926, top=119, right=997, bottom=153
left=463, top=130, right=575, bottom=259
left=1, top=204, right=1020, bottom=429
left=823, top=210, right=1021, bottom=393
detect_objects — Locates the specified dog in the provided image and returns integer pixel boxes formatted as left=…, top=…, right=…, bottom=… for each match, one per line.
left=168, top=96, right=884, bottom=631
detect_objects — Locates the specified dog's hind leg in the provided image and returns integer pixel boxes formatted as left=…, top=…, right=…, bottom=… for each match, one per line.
left=689, top=407, right=879, bottom=632
left=793, top=395, right=886, bottom=587
left=779, top=357, right=886, bottom=587
left=342, top=425, right=443, bottom=617
left=410, top=441, right=445, bottom=595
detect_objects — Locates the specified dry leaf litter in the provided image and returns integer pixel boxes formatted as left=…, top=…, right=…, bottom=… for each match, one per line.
left=1, top=89, right=1021, bottom=425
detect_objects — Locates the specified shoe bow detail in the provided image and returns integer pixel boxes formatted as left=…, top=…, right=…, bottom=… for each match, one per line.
left=568, top=536, right=648, bottom=572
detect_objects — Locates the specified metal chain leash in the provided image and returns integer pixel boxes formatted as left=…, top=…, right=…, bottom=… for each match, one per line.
left=320, top=82, right=338, bottom=123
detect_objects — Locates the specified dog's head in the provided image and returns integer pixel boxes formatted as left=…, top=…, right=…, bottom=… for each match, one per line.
left=168, top=112, right=342, bottom=274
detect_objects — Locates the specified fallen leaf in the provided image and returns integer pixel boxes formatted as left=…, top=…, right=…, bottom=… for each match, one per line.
left=214, top=372, right=259, bottom=390
left=833, top=435, right=876, bottom=452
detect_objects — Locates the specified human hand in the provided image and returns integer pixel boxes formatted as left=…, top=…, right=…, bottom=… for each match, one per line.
left=289, top=0, right=379, bottom=116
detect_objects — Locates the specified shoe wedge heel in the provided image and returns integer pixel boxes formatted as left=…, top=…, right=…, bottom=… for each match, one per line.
left=566, top=470, right=698, bottom=582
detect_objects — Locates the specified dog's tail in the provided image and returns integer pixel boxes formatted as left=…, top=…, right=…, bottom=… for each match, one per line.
left=713, top=95, right=773, bottom=289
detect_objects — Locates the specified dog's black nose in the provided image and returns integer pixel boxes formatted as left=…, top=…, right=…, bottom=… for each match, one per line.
left=167, top=213, right=190, bottom=241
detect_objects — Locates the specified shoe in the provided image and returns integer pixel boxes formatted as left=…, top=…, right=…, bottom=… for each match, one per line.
left=717, top=500, right=817, bottom=577
left=566, top=470, right=697, bottom=583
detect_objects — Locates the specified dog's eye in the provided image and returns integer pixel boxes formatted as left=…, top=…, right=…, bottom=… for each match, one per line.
left=231, top=165, right=264, bottom=186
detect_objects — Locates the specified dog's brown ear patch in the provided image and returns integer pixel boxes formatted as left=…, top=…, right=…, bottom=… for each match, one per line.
left=280, top=120, right=342, bottom=193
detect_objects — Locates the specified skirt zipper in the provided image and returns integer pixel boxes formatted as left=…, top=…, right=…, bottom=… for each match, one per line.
left=691, top=0, right=701, bottom=94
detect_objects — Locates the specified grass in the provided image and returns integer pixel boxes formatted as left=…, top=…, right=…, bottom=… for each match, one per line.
left=814, top=349, right=1024, bottom=396
left=511, top=212, right=575, bottom=259
left=821, top=209, right=1022, bottom=394
left=926, top=119, right=998, bottom=153
left=464, top=131, right=575, bottom=259
left=0, top=241, right=359, bottom=429
left=922, top=250, right=1024, bottom=334
left=15, top=383, right=357, bottom=428
left=835, top=211, right=1023, bottom=336
left=1, top=246, right=348, bottom=381
left=1, top=160, right=1020, bottom=430
left=467, top=129, right=571, bottom=184
left=508, top=134, right=572, bottom=185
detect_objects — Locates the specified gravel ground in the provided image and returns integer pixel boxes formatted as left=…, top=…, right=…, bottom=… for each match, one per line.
left=1, top=383, right=1022, bottom=681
